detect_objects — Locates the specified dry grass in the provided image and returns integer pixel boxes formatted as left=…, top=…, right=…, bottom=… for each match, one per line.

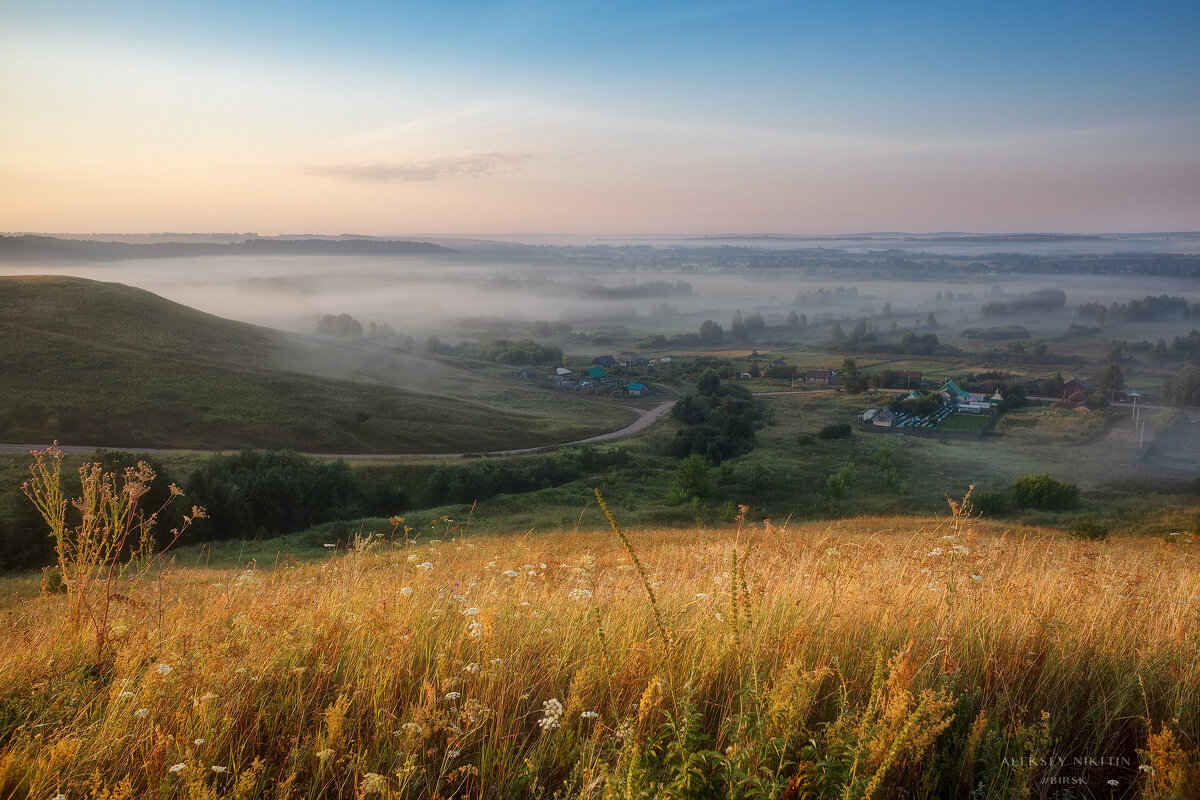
left=2, top=510, right=1198, bottom=798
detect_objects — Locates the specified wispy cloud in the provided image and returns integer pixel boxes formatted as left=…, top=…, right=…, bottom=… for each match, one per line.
left=309, top=150, right=535, bottom=183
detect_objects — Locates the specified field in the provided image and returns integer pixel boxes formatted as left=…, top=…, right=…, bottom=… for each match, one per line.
left=4, top=500, right=1199, bottom=799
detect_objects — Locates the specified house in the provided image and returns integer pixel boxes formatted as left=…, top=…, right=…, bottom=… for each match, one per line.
left=939, top=380, right=971, bottom=403
left=618, top=351, right=638, bottom=367
left=893, top=370, right=923, bottom=389
left=768, top=358, right=787, bottom=368
left=586, top=366, right=607, bottom=379
left=1062, top=377, right=1091, bottom=399
left=592, top=355, right=617, bottom=368
left=805, top=369, right=834, bottom=384
left=861, top=408, right=880, bottom=423
left=989, top=391, right=1004, bottom=406
left=627, top=382, right=645, bottom=397
left=872, top=408, right=897, bottom=427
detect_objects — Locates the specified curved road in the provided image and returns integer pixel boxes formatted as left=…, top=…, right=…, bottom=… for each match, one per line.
left=0, top=400, right=678, bottom=461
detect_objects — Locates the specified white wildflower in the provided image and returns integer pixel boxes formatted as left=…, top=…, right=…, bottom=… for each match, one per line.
left=416, top=562, right=433, bottom=570
left=194, top=738, right=205, bottom=745
left=156, top=664, right=172, bottom=676
left=463, top=663, right=481, bottom=674
left=538, top=698, right=564, bottom=731
left=503, top=570, right=519, bottom=578
left=118, top=691, right=135, bottom=699
left=567, top=588, right=592, bottom=601
left=927, top=548, right=944, bottom=557
left=401, top=722, right=422, bottom=736
left=490, top=657, right=504, bottom=666
left=451, top=594, right=467, bottom=603
left=168, top=763, right=187, bottom=774
left=360, top=773, right=387, bottom=794
left=952, top=545, right=970, bottom=556
left=695, top=592, right=709, bottom=599
left=970, top=575, right=983, bottom=582
left=400, top=586, right=413, bottom=597
left=446, top=748, right=461, bottom=758
left=444, top=691, right=461, bottom=701
left=407, top=554, right=418, bottom=561
left=316, top=748, right=335, bottom=761
left=134, top=707, right=150, bottom=718
left=580, top=710, right=600, bottom=719
left=462, top=607, right=479, bottom=616
left=466, top=621, right=483, bottom=638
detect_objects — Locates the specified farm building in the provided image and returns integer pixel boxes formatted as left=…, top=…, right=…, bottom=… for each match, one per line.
left=893, top=370, right=923, bottom=388
left=618, top=351, right=639, bottom=367
left=627, top=382, right=646, bottom=397
left=592, top=355, right=617, bottom=368
left=804, top=369, right=834, bottom=384
left=586, top=366, right=607, bottom=379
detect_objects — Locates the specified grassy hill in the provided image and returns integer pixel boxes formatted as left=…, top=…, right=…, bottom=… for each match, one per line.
left=0, top=276, right=629, bottom=452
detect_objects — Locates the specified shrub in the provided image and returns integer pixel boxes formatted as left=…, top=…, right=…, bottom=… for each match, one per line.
left=818, top=423, right=853, bottom=440
left=1011, top=473, right=1079, bottom=510
left=972, top=490, right=1010, bottom=516
left=1070, top=519, right=1109, bottom=541
left=795, top=433, right=816, bottom=446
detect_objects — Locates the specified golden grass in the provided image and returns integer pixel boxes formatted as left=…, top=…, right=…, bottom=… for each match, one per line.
left=3, top=513, right=1199, bottom=798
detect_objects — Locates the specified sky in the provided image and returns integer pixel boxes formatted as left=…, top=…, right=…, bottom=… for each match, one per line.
left=2, top=0, right=1198, bottom=236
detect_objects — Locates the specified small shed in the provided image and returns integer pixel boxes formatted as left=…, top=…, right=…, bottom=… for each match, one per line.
left=586, top=366, right=607, bottom=379
left=627, top=382, right=646, bottom=397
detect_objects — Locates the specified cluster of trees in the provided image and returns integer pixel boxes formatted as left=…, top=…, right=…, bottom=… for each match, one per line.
left=476, top=338, right=563, bottom=365
left=315, top=314, right=404, bottom=343
left=1078, top=295, right=1195, bottom=324
left=588, top=280, right=692, bottom=299
left=793, top=286, right=858, bottom=307
left=981, top=288, right=1067, bottom=316
left=729, top=309, right=767, bottom=342
left=669, top=371, right=765, bottom=464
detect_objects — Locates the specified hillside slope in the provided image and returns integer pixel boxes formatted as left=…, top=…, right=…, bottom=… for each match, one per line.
left=0, top=276, right=625, bottom=452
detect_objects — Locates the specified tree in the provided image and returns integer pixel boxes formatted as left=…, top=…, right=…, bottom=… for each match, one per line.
left=1164, top=364, right=1200, bottom=407
left=926, top=312, right=939, bottom=329
left=697, top=368, right=721, bottom=396
left=699, top=319, right=724, bottom=344
left=1099, top=362, right=1125, bottom=400
left=668, top=454, right=712, bottom=502
left=730, top=309, right=748, bottom=342
left=786, top=310, right=799, bottom=328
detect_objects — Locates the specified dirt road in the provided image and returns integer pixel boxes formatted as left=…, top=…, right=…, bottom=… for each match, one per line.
left=0, top=400, right=678, bottom=461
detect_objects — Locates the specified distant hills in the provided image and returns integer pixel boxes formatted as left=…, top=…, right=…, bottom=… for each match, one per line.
left=0, top=235, right=453, bottom=261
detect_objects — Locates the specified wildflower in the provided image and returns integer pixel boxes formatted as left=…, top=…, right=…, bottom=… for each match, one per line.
left=401, top=722, right=423, bottom=735
left=567, top=588, right=592, bottom=601
left=490, top=657, right=504, bottom=666
left=538, top=698, right=564, bottom=731
left=927, top=547, right=945, bottom=557
left=463, top=663, right=481, bottom=674
left=695, top=592, right=709, bottom=599
left=168, top=763, right=187, bottom=774
left=118, top=691, right=135, bottom=699
left=360, top=773, right=387, bottom=794
left=235, top=667, right=247, bottom=674
left=462, top=607, right=479, bottom=616
left=212, top=766, right=228, bottom=774
left=970, top=575, right=983, bottom=582
left=452, top=594, right=467, bottom=603
left=580, top=710, right=599, bottom=719
left=134, top=708, right=150, bottom=718
left=194, top=738, right=205, bottom=745
left=446, top=749, right=461, bottom=758
left=952, top=545, right=970, bottom=556
left=466, top=621, right=483, bottom=638
left=316, top=748, right=335, bottom=761
left=416, top=562, right=433, bottom=570
left=50, top=794, right=67, bottom=800
left=1108, top=780, right=1120, bottom=787
left=156, top=664, right=172, bottom=676
left=400, top=586, right=413, bottom=597
left=407, top=554, right=418, bottom=562
left=503, top=570, right=519, bottom=578
left=444, top=691, right=461, bottom=701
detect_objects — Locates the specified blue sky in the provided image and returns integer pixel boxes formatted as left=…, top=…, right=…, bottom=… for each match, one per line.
left=2, top=0, right=1197, bottom=234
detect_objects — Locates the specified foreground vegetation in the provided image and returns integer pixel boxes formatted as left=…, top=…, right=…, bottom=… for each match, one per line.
left=4, top=460, right=1199, bottom=798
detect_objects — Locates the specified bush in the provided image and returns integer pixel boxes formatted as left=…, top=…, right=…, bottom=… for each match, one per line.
left=795, top=433, right=816, bottom=446
left=1070, top=519, right=1109, bottom=541
left=818, top=423, right=853, bottom=440
left=972, top=490, right=1010, bottom=516
left=1011, top=473, right=1079, bottom=510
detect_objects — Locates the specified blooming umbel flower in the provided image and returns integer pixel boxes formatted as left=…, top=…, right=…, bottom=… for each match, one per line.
left=360, top=773, right=387, bottom=794
left=134, top=708, right=150, bottom=718
left=316, top=749, right=335, bottom=761
left=211, top=766, right=227, bottom=774
left=416, top=562, right=433, bottom=570
left=444, top=691, right=461, bottom=701
left=400, top=586, right=413, bottom=597
left=156, top=664, right=172, bottom=676
left=538, top=698, right=564, bottom=731
left=168, top=763, right=186, bottom=774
